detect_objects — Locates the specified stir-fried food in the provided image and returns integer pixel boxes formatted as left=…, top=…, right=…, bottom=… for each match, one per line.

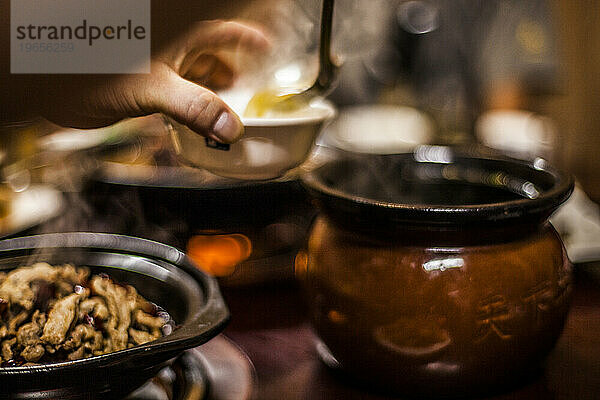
left=0, top=263, right=171, bottom=366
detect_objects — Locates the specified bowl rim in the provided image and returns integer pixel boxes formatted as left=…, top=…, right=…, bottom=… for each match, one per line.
left=166, top=100, right=336, bottom=130
left=240, top=100, right=336, bottom=127
left=301, top=146, right=575, bottom=226
left=0, top=232, right=229, bottom=375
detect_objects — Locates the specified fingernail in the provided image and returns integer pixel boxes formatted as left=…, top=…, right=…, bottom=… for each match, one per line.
left=212, top=111, right=243, bottom=143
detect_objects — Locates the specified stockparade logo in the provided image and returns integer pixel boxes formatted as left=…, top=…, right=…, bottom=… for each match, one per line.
left=11, top=0, right=151, bottom=74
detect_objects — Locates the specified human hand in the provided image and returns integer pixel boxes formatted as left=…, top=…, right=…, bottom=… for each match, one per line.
left=24, top=20, right=269, bottom=143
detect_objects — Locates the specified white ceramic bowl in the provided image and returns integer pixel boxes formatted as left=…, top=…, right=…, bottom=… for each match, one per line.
left=169, top=99, right=336, bottom=180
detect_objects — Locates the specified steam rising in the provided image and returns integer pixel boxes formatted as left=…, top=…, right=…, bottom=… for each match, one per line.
left=236, top=0, right=393, bottom=91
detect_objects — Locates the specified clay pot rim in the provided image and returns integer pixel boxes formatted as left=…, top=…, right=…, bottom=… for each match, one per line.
left=301, top=147, right=574, bottom=227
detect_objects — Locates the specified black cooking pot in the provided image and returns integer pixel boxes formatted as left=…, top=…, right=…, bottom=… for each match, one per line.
left=0, top=232, right=229, bottom=399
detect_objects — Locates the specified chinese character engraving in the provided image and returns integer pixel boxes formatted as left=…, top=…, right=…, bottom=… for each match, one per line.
left=475, top=295, right=512, bottom=343
left=554, top=271, right=573, bottom=307
left=522, top=280, right=554, bottom=322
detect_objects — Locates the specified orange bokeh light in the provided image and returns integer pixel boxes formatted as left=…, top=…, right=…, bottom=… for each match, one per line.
left=187, top=233, right=252, bottom=277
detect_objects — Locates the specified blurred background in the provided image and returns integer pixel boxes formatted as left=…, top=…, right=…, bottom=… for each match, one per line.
left=237, top=0, right=600, bottom=201
left=540, top=1, right=600, bottom=201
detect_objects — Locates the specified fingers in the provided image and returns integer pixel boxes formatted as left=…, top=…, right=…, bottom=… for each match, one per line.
left=204, top=60, right=235, bottom=89
left=185, top=54, right=235, bottom=89
left=190, top=20, right=270, bottom=53
left=176, top=20, right=270, bottom=75
left=143, top=67, right=243, bottom=143
left=40, top=19, right=267, bottom=140
left=138, top=19, right=269, bottom=141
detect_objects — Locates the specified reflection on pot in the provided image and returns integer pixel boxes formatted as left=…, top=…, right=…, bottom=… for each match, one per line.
left=373, top=315, right=452, bottom=359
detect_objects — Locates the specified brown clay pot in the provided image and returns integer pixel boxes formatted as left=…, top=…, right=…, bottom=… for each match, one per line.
left=298, top=148, right=574, bottom=396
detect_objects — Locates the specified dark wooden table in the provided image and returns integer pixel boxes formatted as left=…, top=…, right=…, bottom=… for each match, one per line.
left=222, top=266, right=600, bottom=400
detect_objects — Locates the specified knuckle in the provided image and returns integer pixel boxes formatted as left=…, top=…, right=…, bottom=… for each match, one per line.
left=186, top=92, right=216, bottom=129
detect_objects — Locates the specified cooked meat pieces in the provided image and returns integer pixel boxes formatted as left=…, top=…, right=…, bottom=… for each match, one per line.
left=55, top=265, right=90, bottom=298
left=0, top=263, right=59, bottom=310
left=79, top=297, right=109, bottom=321
left=8, top=311, right=29, bottom=335
left=21, top=344, right=45, bottom=362
left=89, top=276, right=141, bottom=352
left=41, top=289, right=89, bottom=346
left=17, top=310, right=46, bottom=347
left=67, top=345, right=85, bottom=361
left=64, top=324, right=99, bottom=350
left=1, top=337, right=16, bottom=361
left=15, top=311, right=47, bottom=362
left=134, top=309, right=166, bottom=330
left=63, top=324, right=104, bottom=357
left=128, top=328, right=161, bottom=346
left=0, top=264, right=169, bottom=365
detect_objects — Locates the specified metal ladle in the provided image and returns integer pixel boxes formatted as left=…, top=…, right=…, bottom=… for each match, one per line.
left=244, top=0, right=337, bottom=118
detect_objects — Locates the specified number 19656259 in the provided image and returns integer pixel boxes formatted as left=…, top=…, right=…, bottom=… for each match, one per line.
left=19, top=42, right=74, bottom=52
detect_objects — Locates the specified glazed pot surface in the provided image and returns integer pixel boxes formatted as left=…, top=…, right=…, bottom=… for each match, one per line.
left=300, top=217, right=572, bottom=396
left=299, top=148, right=574, bottom=396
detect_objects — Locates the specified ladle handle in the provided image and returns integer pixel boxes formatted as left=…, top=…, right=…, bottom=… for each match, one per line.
left=316, top=0, right=336, bottom=91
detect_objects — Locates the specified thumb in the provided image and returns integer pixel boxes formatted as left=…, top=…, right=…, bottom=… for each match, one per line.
left=145, top=67, right=243, bottom=143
